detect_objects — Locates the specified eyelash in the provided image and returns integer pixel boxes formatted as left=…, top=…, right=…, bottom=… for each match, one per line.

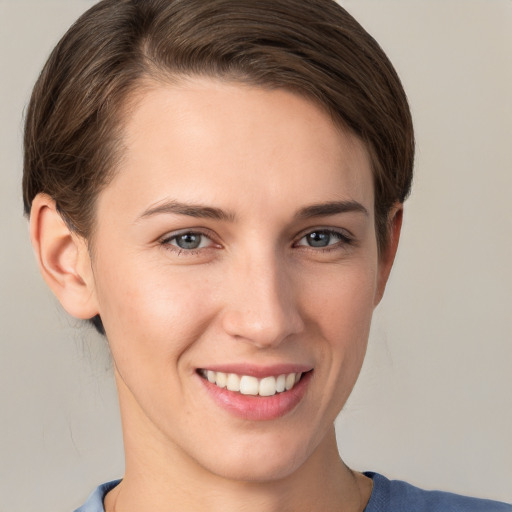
left=159, top=230, right=218, bottom=256
left=294, top=228, right=354, bottom=252
left=158, top=228, right=354, bottom=256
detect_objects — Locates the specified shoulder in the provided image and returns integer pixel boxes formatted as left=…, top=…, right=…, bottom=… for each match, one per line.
left=364, top=472, right=511, bottom=512
left=73, top=480, right=121, bottom=512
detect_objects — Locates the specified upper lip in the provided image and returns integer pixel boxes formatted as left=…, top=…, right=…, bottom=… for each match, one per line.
left=197, top=363, right=313, bottom=378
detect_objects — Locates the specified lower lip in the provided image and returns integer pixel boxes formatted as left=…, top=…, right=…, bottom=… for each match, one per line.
left=198, top=371, right=312, bottom=421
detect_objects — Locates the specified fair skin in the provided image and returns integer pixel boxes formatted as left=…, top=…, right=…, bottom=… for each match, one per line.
left=31, top=78, right=401, bottom=512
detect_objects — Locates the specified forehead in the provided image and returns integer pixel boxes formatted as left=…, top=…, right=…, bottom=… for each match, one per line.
left=101, top=78, right=374, bottom=220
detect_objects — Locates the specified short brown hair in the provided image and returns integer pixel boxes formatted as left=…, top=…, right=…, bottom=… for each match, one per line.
left=23, top=0, right=414, bottom=332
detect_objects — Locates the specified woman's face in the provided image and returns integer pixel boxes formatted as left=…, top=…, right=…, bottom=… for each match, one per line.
left=86, top=78, right=390, bottom=481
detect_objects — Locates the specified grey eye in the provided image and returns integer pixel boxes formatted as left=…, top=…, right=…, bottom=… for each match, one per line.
left=161, top=230, right=216, bottom=254
left=174, top=233, right=203, bottom=250
left=296, top=229, right=351, bottom=250
left=305, top=231, right=333, bottom=247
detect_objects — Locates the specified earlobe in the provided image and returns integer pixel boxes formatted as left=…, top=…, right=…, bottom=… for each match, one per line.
left=374, top=204, right=403, bottom=306
left=29, top=193, right=99, bottom=320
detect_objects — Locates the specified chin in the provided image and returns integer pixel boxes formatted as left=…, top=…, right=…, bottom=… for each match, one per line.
left=205, top=456, right=303, bottom=483
left=194, top=431, right=317, bottom=483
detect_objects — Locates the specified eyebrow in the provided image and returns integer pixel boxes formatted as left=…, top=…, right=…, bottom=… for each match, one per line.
left=138, top=199, right=368, bottom=222
left=138, top=200, right=236, bottom=222
left=295, top=200, right=368, bottom=219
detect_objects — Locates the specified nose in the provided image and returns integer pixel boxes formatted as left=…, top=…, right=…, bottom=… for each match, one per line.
left=220, top=254, right=304, bottom=349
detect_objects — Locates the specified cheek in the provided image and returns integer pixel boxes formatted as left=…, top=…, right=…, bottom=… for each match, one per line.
left=304, top=261, right=377, bottom=398
left=304, top=259, right=377, bottom=338
left=92, top=250, right=219, bottom=370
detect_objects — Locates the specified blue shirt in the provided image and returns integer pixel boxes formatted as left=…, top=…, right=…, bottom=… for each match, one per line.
left=74, top=472, right=511, bottom=511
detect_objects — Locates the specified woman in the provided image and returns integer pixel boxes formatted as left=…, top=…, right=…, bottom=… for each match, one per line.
left=22, top=0, right=510, bottom=511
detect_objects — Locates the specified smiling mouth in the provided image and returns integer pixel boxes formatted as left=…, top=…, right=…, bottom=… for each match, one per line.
left=197, top=369, right=309, bottom=397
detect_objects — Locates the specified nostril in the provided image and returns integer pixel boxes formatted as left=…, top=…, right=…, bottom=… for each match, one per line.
left=221, top=309, right=304, bottom=348
left=219, top=265, right=304, bottom=347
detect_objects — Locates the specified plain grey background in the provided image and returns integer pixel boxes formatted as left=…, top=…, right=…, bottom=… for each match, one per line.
left=1, top=1, right=511, bottom=510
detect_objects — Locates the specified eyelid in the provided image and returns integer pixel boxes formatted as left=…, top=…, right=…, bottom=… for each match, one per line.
left=157, top=226, right=354, bottom=255
left=293, top=227, right=355, bottom=250
left=158, top=227, right=221, bottom=253
left=294, top=226, right=353, bottom=242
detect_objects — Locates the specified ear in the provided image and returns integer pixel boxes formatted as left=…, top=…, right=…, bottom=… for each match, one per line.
left=29, top=193, right=99, bottom=319
left=374, top=203, right=403, bottom=306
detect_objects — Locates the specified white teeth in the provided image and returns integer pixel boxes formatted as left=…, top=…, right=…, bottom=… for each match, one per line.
left=259, top=376, right=277, bottom=397
left=240, top=376, right=259, bottom=395
left=285, top=373, right=296, bottom=391
left=226, top=373, right=240, bottom=392
left=202, top=370, right=304, bottom=396
left=276, top=374, right=286, bottom=393
left=215, top=372, right=227, bottom=388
